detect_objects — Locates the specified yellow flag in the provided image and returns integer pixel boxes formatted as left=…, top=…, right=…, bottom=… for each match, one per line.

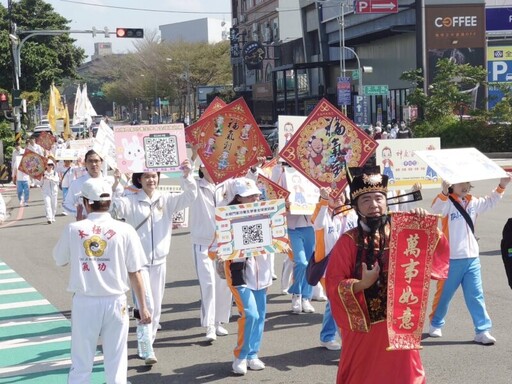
left=47, top=84, right=57, bottom=133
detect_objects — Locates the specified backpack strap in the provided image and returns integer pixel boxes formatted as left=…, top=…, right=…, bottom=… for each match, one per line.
left=448, top=195, right=475, bottom=234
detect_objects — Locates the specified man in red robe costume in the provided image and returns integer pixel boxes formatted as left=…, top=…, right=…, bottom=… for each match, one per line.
left=325, top=168, right=449, bottom=384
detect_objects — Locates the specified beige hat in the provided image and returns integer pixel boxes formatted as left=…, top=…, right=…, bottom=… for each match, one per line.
left=81, top=178, right=112, bottom=202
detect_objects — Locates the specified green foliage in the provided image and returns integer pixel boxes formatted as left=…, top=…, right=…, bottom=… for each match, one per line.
left=401, top=58, right=487, bottom=122
left=0, top=0, right=85, bottom=92
left=0, top=120, right=15, bottom=162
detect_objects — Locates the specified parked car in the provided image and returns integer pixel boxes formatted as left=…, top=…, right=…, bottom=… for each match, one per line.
left=71, top=123, right=87, bottom=138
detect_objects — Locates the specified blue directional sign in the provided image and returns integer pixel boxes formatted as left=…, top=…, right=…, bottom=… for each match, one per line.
left=353, top=95, right=369, bottom=126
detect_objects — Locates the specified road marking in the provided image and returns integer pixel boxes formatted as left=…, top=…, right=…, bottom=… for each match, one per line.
left=0, top=260, right=105, bottom=383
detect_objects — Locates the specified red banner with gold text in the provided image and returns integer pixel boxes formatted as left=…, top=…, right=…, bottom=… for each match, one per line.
left=387, top=212, right=439, bottom=350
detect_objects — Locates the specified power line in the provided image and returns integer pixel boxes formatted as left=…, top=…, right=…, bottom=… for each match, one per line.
left=59, top=0, right=230, bottom=15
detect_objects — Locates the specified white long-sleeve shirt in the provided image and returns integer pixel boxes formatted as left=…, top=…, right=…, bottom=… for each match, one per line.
left=431, top=186, right=505, bottom=259
left=41, top=170, right=59, bottom=196
left=0, top=193, right=6, bottom=223
left=113, top=174, right=197, bottom=265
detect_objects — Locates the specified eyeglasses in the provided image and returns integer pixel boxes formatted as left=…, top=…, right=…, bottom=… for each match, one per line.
left=86, top=159, right=102, bottom=164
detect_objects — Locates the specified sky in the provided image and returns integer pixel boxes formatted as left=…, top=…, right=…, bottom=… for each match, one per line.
left=4, top=0, right=232, bottom=59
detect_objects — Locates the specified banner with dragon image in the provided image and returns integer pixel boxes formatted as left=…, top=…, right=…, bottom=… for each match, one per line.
left=279, top=98, right=378, bottom=199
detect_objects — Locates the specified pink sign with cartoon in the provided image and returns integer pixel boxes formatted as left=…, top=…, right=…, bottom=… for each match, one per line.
left=114, top=124, right=187, bottom=173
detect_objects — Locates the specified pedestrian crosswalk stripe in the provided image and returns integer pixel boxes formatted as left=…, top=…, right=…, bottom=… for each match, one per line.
left=0, top=299, right=50, bottom=311
left=0, top=287, right=37, bottom=296
left=0, top=260, right=105, bottom=383
left=0, top=313, right=65, bottom=328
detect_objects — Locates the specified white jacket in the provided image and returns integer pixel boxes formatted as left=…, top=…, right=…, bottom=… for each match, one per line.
left=113, top=174, right=197, bottom=265
left=41, top=170, right=59, bottom=196
left=431, top=187, right=505, bottom=259
left=227, top=255, right=273, bottom=291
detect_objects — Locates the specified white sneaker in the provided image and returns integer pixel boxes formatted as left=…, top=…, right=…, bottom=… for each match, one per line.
left=145, top=353, right=158, bottom=365
left=301, top=299, right=316, bottom=313
left=216, top=323, right=229, bottom=336
left=428, top=325, right=442, bottom=338
left=474, top=331, right=496, bottom=345
left=320, top=340, right=341, bottom=350
left=206, top=325, right=217, bottom=341
left=291, top=294, right=302, bottom=314
left=247, top=358, right=265, bottom=370
left=313, top=293, right=328, bottom=302
left=232, top=358, right=247, bottom=375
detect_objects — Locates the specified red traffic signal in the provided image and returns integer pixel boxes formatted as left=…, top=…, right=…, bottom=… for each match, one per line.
left=0, top=93, right=9, bottom=111
left=116, top=28, right=144, bottom=38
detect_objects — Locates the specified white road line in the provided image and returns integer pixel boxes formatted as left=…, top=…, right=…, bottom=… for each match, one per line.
left=0, top=299, right=50, bottom=311
left=0, top=287, right=36, bottom=295
left=0, top=277, right=24, bottom=284
left=0, top=313, right=67, bottom=328
left=0, top=355, right=104, bottom=376
left=0, top=269, right=15, bottom=274
left=0, top=334, right=71, bottom=349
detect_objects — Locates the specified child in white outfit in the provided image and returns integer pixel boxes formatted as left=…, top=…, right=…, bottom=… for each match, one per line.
left=41, top=159, right=59, bottom=223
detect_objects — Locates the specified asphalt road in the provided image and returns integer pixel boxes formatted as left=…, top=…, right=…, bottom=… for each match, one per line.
left=1, top=178, right=511, bottom=384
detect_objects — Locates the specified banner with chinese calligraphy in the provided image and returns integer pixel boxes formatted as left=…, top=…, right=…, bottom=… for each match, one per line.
left=69, top=138, right=94, bottom=162
left=279, top=98, right=378, bottom=199
left=278, top=115, right=307, bottom=153
left=256, top=174, right=290, bottom=201
left=36, top=131, right=56, bottom=151
left=414, top=147, right=507, bottom=184
left=193, top=97, right=272, bottom=184
left=18, top=149, right=47, bottom=180
left=158, top=185, right=189, bottom=228
left=186, top=97, right=227, bottom=145
left=387, top=212, right=440, bottom=350
left=215, top=199, right=289, bottom=260
left=114, top=124, right=187, bottom=173
left=375, top=138, right=441, bottom=190
left=284, top=166, right=319, bottom=215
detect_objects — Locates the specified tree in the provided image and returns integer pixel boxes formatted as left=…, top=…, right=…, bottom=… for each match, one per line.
left=400, top=58, right=487, bottom=122
left=0, top=0, right=85, bottom=93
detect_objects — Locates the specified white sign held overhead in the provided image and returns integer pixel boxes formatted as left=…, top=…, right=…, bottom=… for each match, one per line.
left=414, top=148, right=507, bottom=185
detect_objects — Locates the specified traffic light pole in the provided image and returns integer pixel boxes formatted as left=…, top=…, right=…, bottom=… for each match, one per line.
left=9, top=28, right=113, bottom=134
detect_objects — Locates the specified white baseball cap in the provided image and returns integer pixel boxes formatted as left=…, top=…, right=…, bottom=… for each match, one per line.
left=81, top=178, right=112, bottom=202
left=233, top=178, right=262, bottom=197
left=47, top=159, right=54, bottom=165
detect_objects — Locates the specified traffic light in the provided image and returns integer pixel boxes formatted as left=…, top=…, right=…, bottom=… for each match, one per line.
left=0, top=93, right=9, bottom=111
left=116, top=28, right=144, bottom=38
left=12, top=89, right=22, bottom=107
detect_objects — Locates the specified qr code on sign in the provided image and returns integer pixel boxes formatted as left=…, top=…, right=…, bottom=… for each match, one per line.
left=144, top=134, right=178, bottom=168
left=242, top=224, right=264, bottom=245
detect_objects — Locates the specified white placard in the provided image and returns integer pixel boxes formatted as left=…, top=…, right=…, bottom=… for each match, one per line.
left=375, top=138, right=441, bottom=190
left=414, top=147, right=507, bottom=184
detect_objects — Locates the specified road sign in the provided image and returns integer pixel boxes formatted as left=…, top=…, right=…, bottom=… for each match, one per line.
left=355, top=0, right=398, bottom=14
left=352, top=69, right=360, bottom=81
left=337, top=77, right=352, bottom=106
left=354, top=95, right=369, bottom=126
left=363, top=85, right=389, bottom=96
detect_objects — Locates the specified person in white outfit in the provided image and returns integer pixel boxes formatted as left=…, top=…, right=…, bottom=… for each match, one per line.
left=56, top=159, right=78, bottom=215
left=189, top=163, right=232, bottom=341
left=0, top=192, right=6, bottom=224
left=41, top=159, right=60, bottom=223
left=53, top=177, right=151, bottom=384
left=209, top=178, right=273, bottom=375
left=63, top=150, right=121, bottom=220
left=112, top=159, right=197, bottom=364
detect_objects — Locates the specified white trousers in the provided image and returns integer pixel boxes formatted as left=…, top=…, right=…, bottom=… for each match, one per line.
left=69, top=293, right=129, bottom=384
left=192, top=244, right=232, bottom=327
left=43, top=192, right=58, bottom=221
